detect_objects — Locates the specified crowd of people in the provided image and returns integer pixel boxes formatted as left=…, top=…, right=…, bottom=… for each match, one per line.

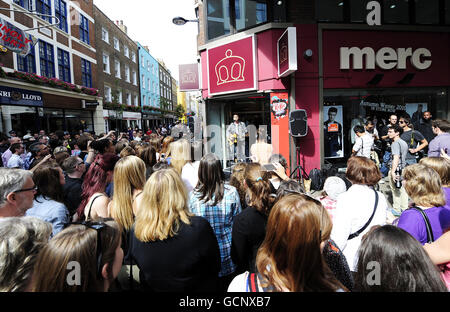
left=0, top=109, right=450, bottom=293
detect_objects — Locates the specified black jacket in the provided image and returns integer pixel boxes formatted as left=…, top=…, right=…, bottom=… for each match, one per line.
left=63, top=176, right=83, bottom=216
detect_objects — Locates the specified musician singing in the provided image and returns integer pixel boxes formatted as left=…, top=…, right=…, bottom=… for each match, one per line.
left=226, top=114, right=247, bottom=163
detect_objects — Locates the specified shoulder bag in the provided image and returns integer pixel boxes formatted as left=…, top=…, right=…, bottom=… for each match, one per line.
left=348, top=188, right=379, bottom=240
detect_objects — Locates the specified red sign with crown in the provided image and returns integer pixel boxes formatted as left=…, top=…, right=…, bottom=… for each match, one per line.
left=207, top=35, right=257, bottom=96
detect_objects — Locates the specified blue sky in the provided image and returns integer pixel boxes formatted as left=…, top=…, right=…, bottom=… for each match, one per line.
left=94, top=0, right=199, bottom=82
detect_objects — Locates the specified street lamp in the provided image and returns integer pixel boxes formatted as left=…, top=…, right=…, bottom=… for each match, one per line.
left=172, top=16, right=199, bottom=25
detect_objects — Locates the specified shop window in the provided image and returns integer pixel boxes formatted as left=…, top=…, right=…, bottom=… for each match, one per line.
left=383, top=0, right=409, bottom=24
left=350, top=0, right=373, bottom=23
left=415, top=0, right=439, bottom=24
left=17, top=46, right=36, bottom=74
left=446, top=0, right=450, bottom=24
left=39, top=40, right=55, bottom=78
left=81, top=59, right=92, bottom=88
left=57, top=48, right=70, bottom=83
left=316, top=0, right=345, bottom=22
left=55, top=0, right=68, bottom=32
left=235, top=0, right=268, bottom=31
left=79, top=14, right=90, bottom=44
left=36, top=0, right=52, bottom=23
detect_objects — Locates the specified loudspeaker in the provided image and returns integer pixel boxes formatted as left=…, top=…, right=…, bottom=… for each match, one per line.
left=289, top=109, right=308, bottom=137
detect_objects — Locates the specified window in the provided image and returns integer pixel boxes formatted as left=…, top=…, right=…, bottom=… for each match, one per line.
left=142, top=75, right=145, bottom=89
left=79, top=14, right=90, bottom=44
left=81, top=59, right=92, bottom=88
left=103, top=53, right=110, bottom=74
left=102, top=27, right=109, bottom=43
left=141, top=56, right=145, bottom=67
left=55, top=0, right=68, bottom=32
left=114, top=37, right=120, bottom=51
left=104, top=85, right=112, bottom=102
left=126, top=91, right=131, bottom=105
left=116, top=89, right=123, bottom=104
left=125, top=65, right=130, bottom=82
left=132, top=52, right=136, bottom=62
left=235, top=0, right=268, bottom=31
left=207, top=0, right=230, bottom=40
left=39, top=40, right=54, bottom=78
left=36, top=0, right=52, bottom=23
left=132, top=71, right=137, bottom=85
left=143, top=95, right=146, bottom=106
left=114, top=59, right=121, bottom=78
left=13, top=0, right=31, bottom=10
left=447, top=0, right=450, bottom=24
left=316, top=0, right=344, bottom=22
left=147, top=79, right=151, bottom=91
left=17, top=46, right=35, bottom=73
left=124, top=46, right=129, bottom=58
left=383, top=0, right=409, bottom=24
left=147, top=61, right=150, bottom=72
left=57, top=48, right=70, bottom=83
left=134, top=94, right=138, bottom=106
left=415, top=0, right=439, bottom=24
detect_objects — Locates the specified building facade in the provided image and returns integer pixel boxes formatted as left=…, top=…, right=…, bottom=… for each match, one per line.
left=0, top=0, right=103, bottom=135
left=196, top=0, right=450, bottom=172
left=158, top=60, right=174, bottom=125
left=94, top=7, right=140, bottom=132
left=138, top=43, right=160, bottom=130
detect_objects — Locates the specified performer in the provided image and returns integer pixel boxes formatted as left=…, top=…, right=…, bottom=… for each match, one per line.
left=226, top=114, right=247, bottom=164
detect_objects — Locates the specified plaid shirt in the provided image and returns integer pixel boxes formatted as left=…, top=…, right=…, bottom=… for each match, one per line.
left=189, top=184, right=242, bottom=277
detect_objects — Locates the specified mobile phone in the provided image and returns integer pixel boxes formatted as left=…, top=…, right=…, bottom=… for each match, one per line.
left=262, top=163, right=276, bottom=171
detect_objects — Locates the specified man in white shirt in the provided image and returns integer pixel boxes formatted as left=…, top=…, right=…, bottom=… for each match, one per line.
left=7, top=143, right=25, bottom=169
left=352, top=125, right=374, bottom=158
left=2, top=137, right=22, bottom=166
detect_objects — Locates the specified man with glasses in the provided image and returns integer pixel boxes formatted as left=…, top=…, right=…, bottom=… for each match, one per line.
left=399, top=115, right=428, bottom=165
left=62, top=156, right=87, bottom=217
left=0, top=168, right=36, bottom=218
left=27, top=143, right=50, bottom=170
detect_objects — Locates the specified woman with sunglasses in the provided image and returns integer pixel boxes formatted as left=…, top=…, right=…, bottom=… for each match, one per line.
left=228, top=194, right=345, bottom=292
left=31, top=218, right=123, bottom=292
left=131, top=168, right=221, bottom=292
left=25, top=160, right=70, bottom=238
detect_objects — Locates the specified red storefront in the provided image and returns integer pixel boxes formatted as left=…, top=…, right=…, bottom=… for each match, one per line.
left=200, top=24, right=450, bottom=173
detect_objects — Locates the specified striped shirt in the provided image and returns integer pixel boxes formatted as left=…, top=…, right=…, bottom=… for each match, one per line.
left=188, top=184, right=242, bottom=277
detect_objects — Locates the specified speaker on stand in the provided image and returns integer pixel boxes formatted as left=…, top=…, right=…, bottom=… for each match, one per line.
left=289, top=109, right=309, bottom=187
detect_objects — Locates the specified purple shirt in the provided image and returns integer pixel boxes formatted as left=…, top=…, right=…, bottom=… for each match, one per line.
left=397, top=206, right=450, bottom=245
left=444, top=187, right=450, bottom=210
left=428, top=133, right=450, bottom=157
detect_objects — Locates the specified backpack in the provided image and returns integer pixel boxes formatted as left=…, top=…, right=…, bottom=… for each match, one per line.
left=309, top=168, right=325, bottom=191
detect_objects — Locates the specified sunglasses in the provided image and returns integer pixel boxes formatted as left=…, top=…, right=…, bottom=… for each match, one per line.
left=14, top=185, right=38, bottom=193
left=64, top=221, right=106, bottom=278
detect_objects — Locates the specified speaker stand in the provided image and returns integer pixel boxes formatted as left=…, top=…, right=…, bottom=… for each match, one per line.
left=290, top=139, right=309, bottom=188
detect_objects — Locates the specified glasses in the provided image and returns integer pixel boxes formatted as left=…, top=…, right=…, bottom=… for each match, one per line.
left=14, top=185, right=38, bottom=193
left=77, top=161, right=85, bottom=166
left=65, top=221, right=106, bottom=278
left=399, top=121, right=406, bottom=124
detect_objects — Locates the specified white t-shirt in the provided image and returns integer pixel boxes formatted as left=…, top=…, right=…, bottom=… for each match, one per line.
left=353, top=133, right=374, bottom=158
left=181, top=161, right=200, bottom=194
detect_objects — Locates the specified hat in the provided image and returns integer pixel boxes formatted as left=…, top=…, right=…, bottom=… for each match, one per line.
left=63, top=131, right=70, bottom=135
left=53, top=146, right=68, bottom=154
left=323, top=177, right=347, bottom=200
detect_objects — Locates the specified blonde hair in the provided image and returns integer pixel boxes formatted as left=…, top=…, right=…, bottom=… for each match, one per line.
left=170, top=139, right=191, bottom=174
left=161, top=136, right=174, bottom=155
left=419, top=157, right=450, bottom=187
left=110, top=156, right=146, bottom=231
left=119, top=146, right=136, bottom=158
left=403, top=164, right=446, bottom=208
left=135, top=169, right=191, bottom=242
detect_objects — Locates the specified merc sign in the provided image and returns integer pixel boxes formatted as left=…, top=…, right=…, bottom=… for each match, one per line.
left=340, top=47, right=432, bottom=70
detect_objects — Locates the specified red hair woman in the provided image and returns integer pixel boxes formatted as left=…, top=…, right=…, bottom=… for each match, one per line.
left=76, top=153, right=119, bottom=221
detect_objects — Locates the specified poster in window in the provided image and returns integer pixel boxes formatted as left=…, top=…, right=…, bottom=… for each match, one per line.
left=324, top=105, right=344, bottom=159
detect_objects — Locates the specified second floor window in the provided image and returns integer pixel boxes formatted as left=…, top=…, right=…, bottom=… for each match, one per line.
left=17, top=46, right=36, bottom=73
left=125, top=65, right=130, bottom=82
left=132, top=71, right=137, bottom=85
left=57, top=48, right=70, bottom=83
left=102, top=28, right=109, bottom=43
left=103, top=53, right=110, bottom=74
left=104, top=85, right=112, bottom=102
left=114, top=38, right=120, bottom=51
left=81, top=59, right=92, bottom=88
left=55, top=0, right=68, bottom=32
left=114, top=60, right=121, bottom=78
left=39, top=40, right=54, bottom=78
left=124, top=46, right=129, bottom=58
left=80, top=14, right=90, bottom=44
left=36, top=0, right=52, bottom=23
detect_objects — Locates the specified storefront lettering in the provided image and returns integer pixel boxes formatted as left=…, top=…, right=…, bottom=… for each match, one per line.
left=366, top=1, right=381, bottom=26
left=0, top=90, right=41, bottom=101
left=340, top=47, right=432, bottom=70
left=360, top=101, right=406, bottom=113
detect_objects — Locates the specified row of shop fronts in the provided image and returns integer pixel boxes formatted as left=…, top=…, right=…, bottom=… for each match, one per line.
left=0, top=78, right=175, bottom=137
left=199, top=24, right=450, bottom=172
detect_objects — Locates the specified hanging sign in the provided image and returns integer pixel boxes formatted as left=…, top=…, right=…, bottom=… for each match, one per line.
left=0, top=18, right=37, bottom=56
left=277, top=27, right=298, bottom=77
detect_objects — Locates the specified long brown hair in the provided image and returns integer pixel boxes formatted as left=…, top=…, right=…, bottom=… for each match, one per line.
left=161, top=136, right=174, bottom=155
left=31, top=218, right=121, bottom=292
left=244, top=163, right=274, bottom=215
left=33, top=160, right=65, bottom=204
left=256, top=194, right=342, bottom=292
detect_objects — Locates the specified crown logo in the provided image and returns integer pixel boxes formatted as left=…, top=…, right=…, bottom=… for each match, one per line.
left=182, top=71, right=196, bottom=84
left=215, top=49, right=246, bottom=86
left=280, top=44, right=288, bottom=65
